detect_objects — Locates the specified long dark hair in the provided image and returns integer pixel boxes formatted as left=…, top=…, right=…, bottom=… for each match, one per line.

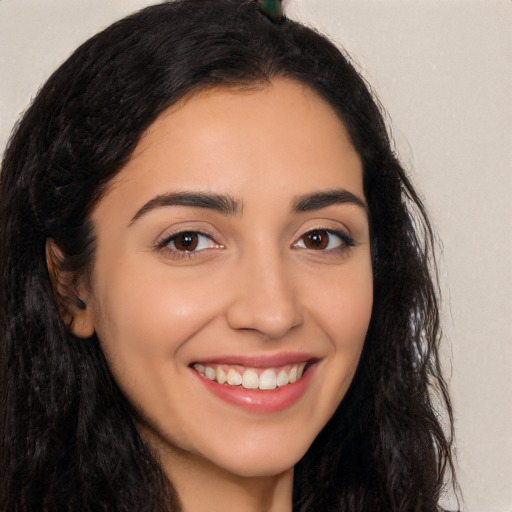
left=0, top=1, right=456, bottom=510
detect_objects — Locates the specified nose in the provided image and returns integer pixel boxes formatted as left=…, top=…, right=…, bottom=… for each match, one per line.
left=226, top=248, right=304, bottom=339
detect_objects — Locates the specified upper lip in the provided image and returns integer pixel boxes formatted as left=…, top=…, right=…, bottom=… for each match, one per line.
left=190, top=352, right=319, bottom=368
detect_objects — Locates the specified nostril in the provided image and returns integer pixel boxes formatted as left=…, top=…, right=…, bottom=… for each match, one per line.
left=225, top=299, right=303, bottom=338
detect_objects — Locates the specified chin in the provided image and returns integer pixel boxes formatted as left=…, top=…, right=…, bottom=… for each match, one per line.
left=202, top=433, right=312, bottom=478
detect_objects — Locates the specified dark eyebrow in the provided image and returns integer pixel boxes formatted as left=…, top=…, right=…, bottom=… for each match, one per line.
left=292, top=189, right=367, bottom=214
left=129, top=191, right=241, bottom=225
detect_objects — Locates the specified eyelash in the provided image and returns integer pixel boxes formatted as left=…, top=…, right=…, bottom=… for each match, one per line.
left=293, top=229, right=355, bottom=253
left=156, top=228, right=355, bottom=260
left=156, top=231, right=221, bottom=260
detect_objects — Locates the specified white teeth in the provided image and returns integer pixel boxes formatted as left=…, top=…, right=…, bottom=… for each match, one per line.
left=242, top=369, right=259, bottom=389
left=276, top=370, right=289, bottom=387
left=194, top=363, right=205, bottom=375
left=259, top=369, right=277, bottom=390
left=227, top=368, right=242, bottom=386
left=217, top=366, right=227, bottom=385
left=297, top=362, right=306, bottom=379
left=193, top=362, right=309, bottom=389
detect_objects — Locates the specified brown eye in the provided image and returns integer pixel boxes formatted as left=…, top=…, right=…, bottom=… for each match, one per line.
left=294, top=229, right=354, bottom=252
left=302, top=230, right=330, bottom=250
left=172, top=232, right=199, bottom=251
left=161, top=231, right=220, bottom=255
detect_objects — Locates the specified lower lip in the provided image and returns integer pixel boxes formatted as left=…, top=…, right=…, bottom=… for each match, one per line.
left=192, top=365, right=316, bottom=413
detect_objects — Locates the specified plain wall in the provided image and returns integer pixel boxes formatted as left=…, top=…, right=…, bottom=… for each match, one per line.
left=1, top=1, right=511, bottom=511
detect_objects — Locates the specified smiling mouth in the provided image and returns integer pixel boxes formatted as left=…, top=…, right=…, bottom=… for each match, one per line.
left=192, top=362, right=311, bottom=391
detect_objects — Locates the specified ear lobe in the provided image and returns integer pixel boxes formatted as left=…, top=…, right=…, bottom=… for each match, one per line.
left=45, top=239, right=95, bottom=338
left=69, top=305, right=95, bottom=338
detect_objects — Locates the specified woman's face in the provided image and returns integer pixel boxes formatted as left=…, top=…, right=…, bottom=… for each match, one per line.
left=78, top=78, right=373, bottom=478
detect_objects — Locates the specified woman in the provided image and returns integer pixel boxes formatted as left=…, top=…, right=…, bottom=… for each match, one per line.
left=0, top=1, right=456, bottom=510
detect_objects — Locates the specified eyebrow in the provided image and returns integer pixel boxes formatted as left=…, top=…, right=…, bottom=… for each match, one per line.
left=292, top=189, right=367, bottom=213
left=129, top=191, right=241, bottom=225
left=129, top=188, right=366, bottom=226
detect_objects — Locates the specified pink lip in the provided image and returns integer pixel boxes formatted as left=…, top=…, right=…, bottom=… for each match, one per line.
left=192, top=352, right=317, bottom=368
left=190, top=359, right=318, bottom=413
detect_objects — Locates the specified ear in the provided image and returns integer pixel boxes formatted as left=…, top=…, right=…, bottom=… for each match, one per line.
left=46, top=239, right=95, bottom=338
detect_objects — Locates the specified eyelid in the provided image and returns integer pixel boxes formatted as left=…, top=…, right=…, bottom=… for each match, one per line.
left=156, top=230, right=211, bottom=248
left=155, top=229, right=224, bottom=259
left=154, top=220, right=221, bottom=246
left=292, top=228, right=355, bottom=251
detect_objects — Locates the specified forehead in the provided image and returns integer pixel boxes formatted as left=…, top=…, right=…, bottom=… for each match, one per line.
left=100, top=77, right=363, bottom=213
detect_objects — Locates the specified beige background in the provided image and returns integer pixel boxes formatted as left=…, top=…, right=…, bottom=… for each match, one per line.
left=1, top=1, right=511, bottom=511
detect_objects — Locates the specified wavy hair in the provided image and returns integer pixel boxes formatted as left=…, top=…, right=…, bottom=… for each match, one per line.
left=0, top=1, right=455, bottom=510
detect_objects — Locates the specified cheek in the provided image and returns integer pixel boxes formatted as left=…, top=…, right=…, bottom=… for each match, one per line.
left=306, top=256, right=373, bottom=343
left=305, top=256, right=373, bottom=396
left=90, top=260, right=229, bottom=368
left=88, top=267, right=221, bottom=438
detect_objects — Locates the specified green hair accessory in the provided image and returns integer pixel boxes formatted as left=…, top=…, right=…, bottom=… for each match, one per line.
left=257, top=0, right=284, bottom=22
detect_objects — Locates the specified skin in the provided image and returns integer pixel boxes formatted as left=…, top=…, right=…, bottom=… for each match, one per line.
left=69, top=78, right=373, bottom=512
